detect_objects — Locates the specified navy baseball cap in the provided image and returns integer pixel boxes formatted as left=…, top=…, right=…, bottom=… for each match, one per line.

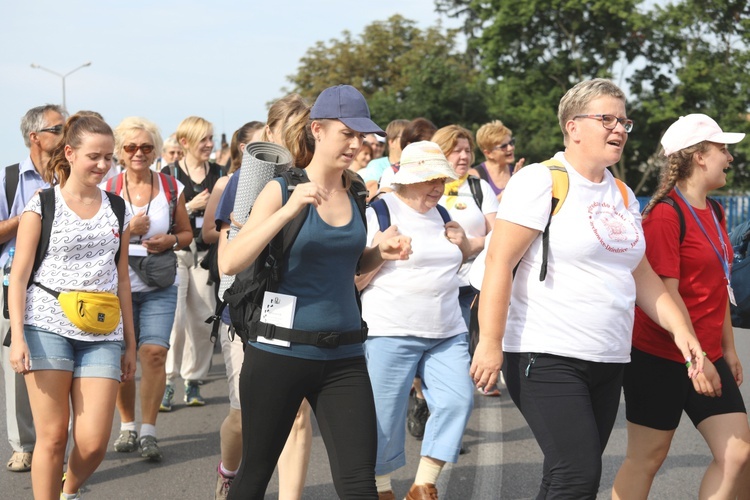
left=310, top=85, right=386, bottom=136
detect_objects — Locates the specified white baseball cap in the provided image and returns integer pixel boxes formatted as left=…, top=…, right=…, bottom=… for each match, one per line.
left=661, top=113, right=745, bottom=156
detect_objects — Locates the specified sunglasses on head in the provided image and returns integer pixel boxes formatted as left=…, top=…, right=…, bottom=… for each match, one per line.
left=39, top=125, right=63, bottom=135
left=123, top=144, right=155, bottom=154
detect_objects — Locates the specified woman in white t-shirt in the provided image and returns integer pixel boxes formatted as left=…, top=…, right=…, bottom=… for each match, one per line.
left=358, top=141, right=474, bottom=500
left=106, top=117, right=192, bottom=462
left=8, top=114, right=136, bottom=500
left=471, top=79, right=708, bottom=499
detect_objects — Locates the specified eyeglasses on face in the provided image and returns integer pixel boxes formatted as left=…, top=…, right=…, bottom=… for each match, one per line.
left=38, top=125, right=63, bottom=135
left=573, top=114, right=634, bottom=133
left=123, top=144, right=155, bottom=155
left=492, top=138, right=516, bottom=151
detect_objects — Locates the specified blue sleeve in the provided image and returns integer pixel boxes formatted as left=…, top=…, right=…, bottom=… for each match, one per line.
left=215, top=174, right=240, bottom=228
left=0, top=167, right=8, bottom=221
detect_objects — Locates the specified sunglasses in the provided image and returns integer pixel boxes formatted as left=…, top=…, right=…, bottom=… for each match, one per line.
left=573, top=114, right=634, bottom=133
left=39, top=125, right=63, bottom=135
left=492, top=138, right=516, bottom=151
left=123, top=144, right=155, bottom=155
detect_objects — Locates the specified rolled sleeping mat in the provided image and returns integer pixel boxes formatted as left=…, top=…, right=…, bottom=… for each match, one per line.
left=218, top=141, right=294, bottom=297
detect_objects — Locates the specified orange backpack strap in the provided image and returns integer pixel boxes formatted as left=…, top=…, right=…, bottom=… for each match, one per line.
left=614, top=178, right=629, bottom=207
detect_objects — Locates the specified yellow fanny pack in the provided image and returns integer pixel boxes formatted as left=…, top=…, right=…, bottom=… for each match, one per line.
left=35, top=283, right=120, bottom=335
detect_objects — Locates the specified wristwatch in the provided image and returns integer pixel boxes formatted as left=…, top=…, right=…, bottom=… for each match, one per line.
left=186, top=204, right=194, bottom=216
left=171, top=235, right=179, bottom=250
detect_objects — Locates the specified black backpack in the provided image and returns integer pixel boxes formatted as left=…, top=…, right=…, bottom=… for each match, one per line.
left=1, top=163, right=20, bottom=256
left=207, top=168, right=368, bottom=346
left=2, top=187, right=125, bottom=345
left=729, top=218, right=750, bottom=328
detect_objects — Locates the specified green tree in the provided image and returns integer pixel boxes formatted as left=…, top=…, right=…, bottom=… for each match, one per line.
left=436, top=0, right=644, bottom=166
left=437, top=0, right=750, bottom=194
left=627, top=0, right=750, bottom=194
left=285, top=15, right=490, bottom=130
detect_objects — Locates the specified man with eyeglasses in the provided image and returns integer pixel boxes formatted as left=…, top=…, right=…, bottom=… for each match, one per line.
left=0, top=104, right=66, bottom=473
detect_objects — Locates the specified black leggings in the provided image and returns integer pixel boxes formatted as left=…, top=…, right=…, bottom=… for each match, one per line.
left=227, top=346, right=378, bottom=500
left=504, top=352, right=625, bottom=500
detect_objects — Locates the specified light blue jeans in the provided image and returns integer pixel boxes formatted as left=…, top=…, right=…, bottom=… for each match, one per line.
left=364, top=334, right=474, bottom=475
left=24, top=325, right=122, bottom=381
left=131, top=285, right=178, bottom=349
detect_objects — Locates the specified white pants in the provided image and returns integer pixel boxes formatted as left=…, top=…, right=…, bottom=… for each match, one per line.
left=1, top=292, right=35, bottom=452
left=165, top=248, right=216, bottom=383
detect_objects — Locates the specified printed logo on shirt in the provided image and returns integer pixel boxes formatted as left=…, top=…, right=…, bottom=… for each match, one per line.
left=588, top=201, right=640, bottom=254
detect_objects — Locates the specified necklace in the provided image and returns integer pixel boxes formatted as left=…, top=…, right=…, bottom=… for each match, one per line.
left=183, top=158, right=207, bottom=187
left=124, top=171, right=154, bottom=244
left=63, top=188, right=98, bottom=206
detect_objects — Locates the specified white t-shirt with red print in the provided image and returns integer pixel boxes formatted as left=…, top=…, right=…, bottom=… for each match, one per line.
left=497, top=152, right=644, bottom=363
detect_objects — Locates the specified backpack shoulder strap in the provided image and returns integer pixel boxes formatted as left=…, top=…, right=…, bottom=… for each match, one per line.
left=541, top=158, right=569, bottom=216
left=348, top=175, right=368, bottom=230
left=656, top=197, right=687, bottom=244
left=370, top=198, right=390, bottom=233
left=30, top=188, right=56, bottom=286
left=1, top=164, right=21, bottom=256
left=707, top=197, right=723, bottom=223
left=614, top=178, right=630, bottom=207
left=475, top=163, right=489, bottom=183
left=5, top=164, right=20, bottom=215
left=436, top=204, right=451, bottom=224
left=158, top=172, right=178, bottom=233
left=104, top=173, right=124, bottom=195
left=278, top=168, right=310, bottom=251
left=538, top=159, right=569, bottom=280
left=103, top=191, right=126, bottom=266
left=468, top=176, right=483, bottom=209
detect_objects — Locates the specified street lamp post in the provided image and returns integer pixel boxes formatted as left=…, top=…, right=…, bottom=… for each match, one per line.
left=30, top=61, right=92, bottom=110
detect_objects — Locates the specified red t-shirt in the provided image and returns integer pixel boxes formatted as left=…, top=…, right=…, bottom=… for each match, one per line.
left=633, top=192, right=730, bottom=363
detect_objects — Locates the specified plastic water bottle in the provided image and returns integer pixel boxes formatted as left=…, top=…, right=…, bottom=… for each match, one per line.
left=3, top=247, right=15, bottom=287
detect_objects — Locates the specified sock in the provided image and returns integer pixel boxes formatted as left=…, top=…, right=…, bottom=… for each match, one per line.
left=140, top=423, right=157, bottom=439
left=219, top=461, right=238, bottom=477
left=120, top=421, right=136, bottom=432
left=414, top=458, right=443, bottom=485
left=61, top=492, right=79, bottom=499
left=375, top=474, right=392, bottom=493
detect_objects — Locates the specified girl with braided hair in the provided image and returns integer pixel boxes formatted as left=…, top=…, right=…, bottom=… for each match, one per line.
left=613, top=114, right=750, bottom=499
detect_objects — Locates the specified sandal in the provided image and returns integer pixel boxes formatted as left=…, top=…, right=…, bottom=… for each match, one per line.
left=6, top=451, right=32, bottom=472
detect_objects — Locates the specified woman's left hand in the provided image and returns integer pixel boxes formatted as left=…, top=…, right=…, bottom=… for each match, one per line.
left=724, top=349, right=744, bottom=386
left=142, top=234, right=174, bottom=254
left=445, top=221, right=471, bottom=261
left=120, top=345, right=136, bottom=382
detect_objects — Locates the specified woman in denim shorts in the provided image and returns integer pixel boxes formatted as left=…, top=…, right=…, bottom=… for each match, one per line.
left=8, top=114, right=137, bottom=500
left=613, top=114, right=750, bottom=498
left=106, top=117, right=193, bottom=462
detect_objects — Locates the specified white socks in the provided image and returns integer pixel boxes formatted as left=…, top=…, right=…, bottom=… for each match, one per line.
left=414, top=458, right=444, bottom=485
left=375, top=473, right=392, bottom=493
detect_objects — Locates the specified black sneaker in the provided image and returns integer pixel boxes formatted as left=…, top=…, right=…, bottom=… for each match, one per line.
left=406, top=388, right=429, bottom=440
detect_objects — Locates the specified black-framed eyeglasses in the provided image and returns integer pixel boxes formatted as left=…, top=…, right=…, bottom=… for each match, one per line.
left=492, top=138, right=516, bottom=151
left=573, top=114, right=634, bottom=133
left=123, top=144, right=155, bottom=155
left=38, top=125, right=63, bottom=135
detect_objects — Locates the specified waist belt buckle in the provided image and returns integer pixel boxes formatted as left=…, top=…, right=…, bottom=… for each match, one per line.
left=316, top=331, right=341, bottom=348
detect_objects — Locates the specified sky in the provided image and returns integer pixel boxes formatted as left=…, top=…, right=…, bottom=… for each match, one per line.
left=0, top=0, right=461, bottom=166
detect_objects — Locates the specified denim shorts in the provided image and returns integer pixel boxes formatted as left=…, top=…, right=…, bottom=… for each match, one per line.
left=132, top=285, right=178, bottom=349
left=24, top=324, right=122, bottom=381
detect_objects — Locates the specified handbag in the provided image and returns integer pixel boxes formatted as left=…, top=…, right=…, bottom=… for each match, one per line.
left=35, top=282, right=120, bottom=335
left=130, top=251, right=178, bottom=289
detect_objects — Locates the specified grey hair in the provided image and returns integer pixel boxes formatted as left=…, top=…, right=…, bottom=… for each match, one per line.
left=20, top=104, right=68, bottom=148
